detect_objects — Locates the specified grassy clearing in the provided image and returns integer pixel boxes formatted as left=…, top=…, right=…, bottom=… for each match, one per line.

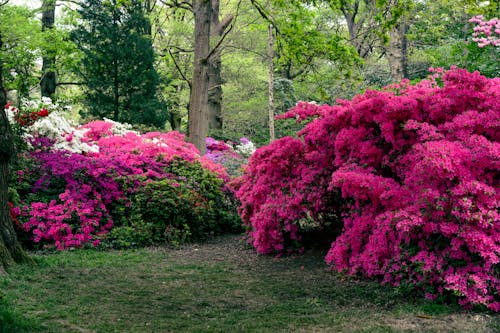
left=1, top=235, right=498, bottom=333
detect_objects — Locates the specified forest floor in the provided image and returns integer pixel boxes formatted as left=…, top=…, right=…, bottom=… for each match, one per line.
left=0, top=234, right=499, bottom=333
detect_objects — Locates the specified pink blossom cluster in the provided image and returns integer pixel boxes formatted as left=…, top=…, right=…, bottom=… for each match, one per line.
left=14, top=120, right=229, bottom=250
left=235, top=68, right=500, bottom=310
left=469, top=15, right=500, bottom=48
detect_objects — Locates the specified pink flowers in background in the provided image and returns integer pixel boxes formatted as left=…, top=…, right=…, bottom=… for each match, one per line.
left=235, top=68, right=500, bottom=310
left=12, top=117, right=230, bottom=251
left=469, top=15, right=500, bottom=48
left=204, top=137, right=255, bottom=177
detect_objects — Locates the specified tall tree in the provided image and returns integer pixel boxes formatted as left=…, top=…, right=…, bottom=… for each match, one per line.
left=0, top=3, right=31, bottom=273
left=382, top=0, right=412, bottom=81
left=207, top=0, right=232, bottom=131
left=188, top=0, right=211, bottom=154
left=266, top=0, right=274, bottom=142
left=71, top=0, right=166, bottom=128
left=40, top=0, right=57, bottom=98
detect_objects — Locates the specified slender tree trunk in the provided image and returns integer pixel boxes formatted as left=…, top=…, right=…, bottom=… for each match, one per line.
left=40, top=0, right=57, bottom=98
left=168, top=84, right=183, bottom=131
left=0, top=34, right=31, bottom=273
left=207, top=0, right=223, bottom=131
left=188, top=0, right=211, bottom=155
left=267, top=0, right=275, bottom=143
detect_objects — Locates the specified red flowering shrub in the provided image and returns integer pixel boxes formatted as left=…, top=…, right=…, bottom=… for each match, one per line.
left=234, top=68, right=500, bottom=310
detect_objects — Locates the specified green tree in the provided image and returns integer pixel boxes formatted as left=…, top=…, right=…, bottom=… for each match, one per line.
left=71, top=0, right=167, bottom=128
left=40, top=0, right=57, bottom=98
left=0, top=1, right=31, bottom=273
left=0, top=4, right=41, bottom=102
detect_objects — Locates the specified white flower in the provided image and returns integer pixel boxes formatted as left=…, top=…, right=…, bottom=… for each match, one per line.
left=5, top=105, right=16, bottom=125
left=235, top=140, right=256, bottom=158
left=103, top=117, right=137, bottom=136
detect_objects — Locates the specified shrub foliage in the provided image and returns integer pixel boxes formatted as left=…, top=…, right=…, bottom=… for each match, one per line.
left=9, top=115, right=239, bottom=250
left=234, top=68, right=500, bottom=310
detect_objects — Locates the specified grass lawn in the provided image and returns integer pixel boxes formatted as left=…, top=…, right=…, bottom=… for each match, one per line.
left=1, top=234, right=499, bottom=332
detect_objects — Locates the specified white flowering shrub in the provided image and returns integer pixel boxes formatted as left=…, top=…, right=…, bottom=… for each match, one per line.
left=235, top=138, right=256, bottom=158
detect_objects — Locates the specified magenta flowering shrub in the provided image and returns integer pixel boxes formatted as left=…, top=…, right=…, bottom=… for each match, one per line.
left=235, top=68, right=500, bottom=310
left=13, top=119, right=237, bottom=250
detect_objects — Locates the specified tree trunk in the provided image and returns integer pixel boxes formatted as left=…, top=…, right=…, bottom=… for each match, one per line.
left=0, top=34, right=31, bottom=273
left=40, top=0, right=57, bottom=98
left=207, top=0, right=223, bottom=131
left=267, top=0, right=275, bottom=143
left=386, top=21, right=408, bottom=82
left=188, top=0, right=211, bottom=155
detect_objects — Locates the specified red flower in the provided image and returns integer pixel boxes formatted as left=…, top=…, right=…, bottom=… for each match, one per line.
left=38, top=108, right=49, bottom=117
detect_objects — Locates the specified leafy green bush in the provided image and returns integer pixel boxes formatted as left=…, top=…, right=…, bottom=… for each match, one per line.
left=105, top=159, right=241, bottom=248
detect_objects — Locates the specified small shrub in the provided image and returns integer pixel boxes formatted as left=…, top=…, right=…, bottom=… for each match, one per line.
left=107, top=160, right=240, bottom=248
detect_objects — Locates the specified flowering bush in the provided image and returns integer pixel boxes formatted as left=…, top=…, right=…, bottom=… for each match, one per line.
left=204, top=137, right=255, bottom=177
left=469, top=15, right=500, bottom=48
left=9, top=107, right=239, bottom=250
left=234, top=68, right=500, bottom=310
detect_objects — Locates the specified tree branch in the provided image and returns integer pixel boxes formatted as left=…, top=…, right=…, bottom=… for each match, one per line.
left=249, top=0, right=280, bottom=35
left=57, top=82, right=85, bottom=86
left=168, top=49, right=192, bottom=89
left=160, top=0, right=193, bottom=12
left=206, top=19, right=234, bottom=62
left=214, top=14, right=234, bottom=36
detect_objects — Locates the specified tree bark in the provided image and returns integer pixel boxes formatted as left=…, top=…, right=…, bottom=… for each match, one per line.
left=207, top=0, right=223, bottom=131
left=267, top=0, right=275, bottom=143
left=386, top=20, right=408, bottom=82
left=0, top=34, right=31, bottom=273
left=188, top=0, right=211, bottom=155
left=40, top=0, right=57, bottom=98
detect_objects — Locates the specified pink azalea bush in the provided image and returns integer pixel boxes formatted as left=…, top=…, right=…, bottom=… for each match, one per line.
left=469, top=15, right=500, bottom=48
left=10, top=115, right=238, bottom=250
left=234, top=68, right=500, bottom=310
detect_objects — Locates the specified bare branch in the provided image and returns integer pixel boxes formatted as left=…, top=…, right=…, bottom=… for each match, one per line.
left=206, top=19, right=234, bottom=61
left=214, top=14, right=234, bottom=36
left=249, top=0, right=280, bottom=34
left=160, top=0, right=193, bottom=12
left=168, top=49, right=192, bottom=89
left=57, top=81, right=85, bottom=86
left=164, top=45, right=194, bottom=54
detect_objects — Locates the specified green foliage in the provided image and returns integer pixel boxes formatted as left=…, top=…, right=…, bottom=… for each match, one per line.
left=433, top=41, right=499, bottom=78
left=271, top=0, right=361, bottom=79
left=70, top=0, right=167, bottom=128
left=0, top=5, right=41, bottom=101
left=106, top=159, right=241, bottom=248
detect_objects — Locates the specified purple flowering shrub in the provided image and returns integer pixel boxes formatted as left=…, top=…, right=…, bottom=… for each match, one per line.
left=234, top=68, right=500, bottom=310
left=11, top=119, right=239, bottom=250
